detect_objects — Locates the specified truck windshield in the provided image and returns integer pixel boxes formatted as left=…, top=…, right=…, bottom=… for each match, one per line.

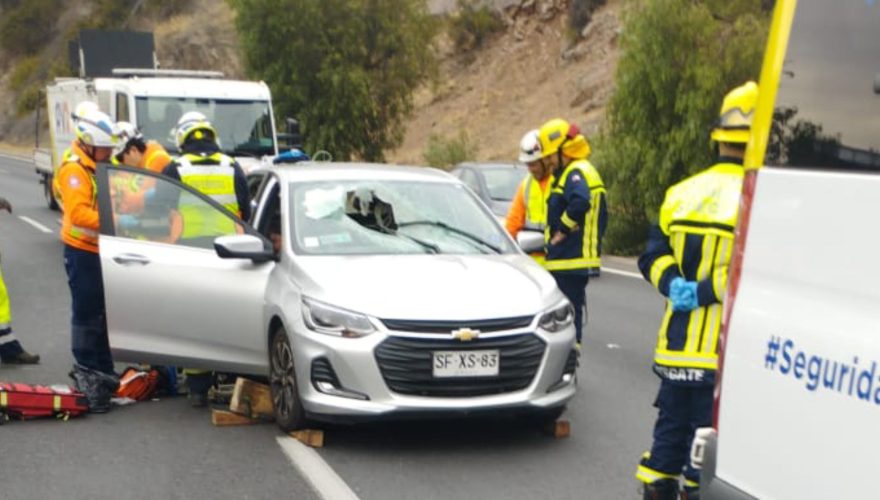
left=135, top=97, right=276, bottom=157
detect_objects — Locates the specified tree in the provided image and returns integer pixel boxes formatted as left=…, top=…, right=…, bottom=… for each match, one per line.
left=229, top=0, right=437, bottom=161
left=592, top=0, right=770, bottom=254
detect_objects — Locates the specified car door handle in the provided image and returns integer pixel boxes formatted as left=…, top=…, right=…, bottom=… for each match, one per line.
left=112, top=253, right=151, bottom=266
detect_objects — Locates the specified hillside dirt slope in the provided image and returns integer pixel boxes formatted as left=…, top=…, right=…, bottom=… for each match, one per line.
left=388, top=0, right=621, bottom=164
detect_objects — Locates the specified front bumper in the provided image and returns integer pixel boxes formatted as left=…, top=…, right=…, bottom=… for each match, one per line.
left=290, top=320, right=578, bottom=422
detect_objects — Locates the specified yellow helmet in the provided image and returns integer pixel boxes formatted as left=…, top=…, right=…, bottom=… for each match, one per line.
left=711, top=81, right=759, bottom=144
left=537, top=118, right=572, bottom=158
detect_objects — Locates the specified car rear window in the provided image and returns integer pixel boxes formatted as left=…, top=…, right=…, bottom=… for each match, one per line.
left=767, top=0, right=880, bottom=171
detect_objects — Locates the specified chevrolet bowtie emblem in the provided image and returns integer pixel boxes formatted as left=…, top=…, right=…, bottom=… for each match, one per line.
left=451, top=328, right=480, bottom=341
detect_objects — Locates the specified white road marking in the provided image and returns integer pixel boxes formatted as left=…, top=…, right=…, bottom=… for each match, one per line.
left=600, top=266, right=643, bottom=280
left=276, top=436, right=360, bottom=500
left=607, top=343, right=622, bottom=349
left=18, top=216, right=53, bottom=234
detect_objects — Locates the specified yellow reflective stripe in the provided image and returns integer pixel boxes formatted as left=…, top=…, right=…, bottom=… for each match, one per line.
left=703, top=303, right=722, bottom=354
left=667, top=224, right=735, bottom=239
left=672, top=232, right=686, bottom=266
left=649, top=255, right=677, bottom=289
left=560, top=211, right=577, bottom=229
left=53, top=395, right=61, bottom=411
left=1, top=390, right=6, bottom=407
left=657, top=308, right=673, bottom=351
left=586, top=191, right=601, bottom=260
left=70, top=225, right=99, bottom=238
left=684, top=479, right=699, bottom=488
left=686, top=306, right=703, bottom=352
left=654, top=350, right=718, bottom=369
left=636, top=465, right=679, bottom=484
left=544, top=257, right=592, bottom=271
left=713, top=237, right=732, bottom=301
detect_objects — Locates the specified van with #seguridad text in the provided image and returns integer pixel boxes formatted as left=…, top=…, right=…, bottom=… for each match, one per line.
left=692, top=0, right=880, bottom=498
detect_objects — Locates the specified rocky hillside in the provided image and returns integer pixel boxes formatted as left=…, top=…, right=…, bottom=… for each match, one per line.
left=0, top=0, right=621, bottom=164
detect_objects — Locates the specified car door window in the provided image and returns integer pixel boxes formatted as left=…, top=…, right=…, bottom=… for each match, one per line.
left=102, top=165, right=246, bottom=250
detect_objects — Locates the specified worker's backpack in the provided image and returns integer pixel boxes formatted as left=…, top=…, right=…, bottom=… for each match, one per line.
left=0, top=382, right=89, bottom=422
left=115, top=366, right=160, bottom=401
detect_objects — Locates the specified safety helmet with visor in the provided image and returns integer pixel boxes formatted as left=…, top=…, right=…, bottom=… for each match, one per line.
left=175, top=111, right=218, bottom=151
left=710, top=81, right=759, bottom=144
left=75, top=108, right=119, bottom=148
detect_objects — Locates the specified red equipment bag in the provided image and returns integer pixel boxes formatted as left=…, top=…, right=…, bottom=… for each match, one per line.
left=115, top=366, right=160, bottom=401
left=0, top=382, right=89, bottom=421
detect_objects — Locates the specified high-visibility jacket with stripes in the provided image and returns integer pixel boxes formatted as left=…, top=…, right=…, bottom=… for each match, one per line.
left=579, top=160, right=607, bottom=270
left=544, top=159, right=592, bottom=274
left=170, top=153, right=242, bottom=239
left=58, top=142, right=100, bottom=253
left=637, top=158, right=744, bottom=386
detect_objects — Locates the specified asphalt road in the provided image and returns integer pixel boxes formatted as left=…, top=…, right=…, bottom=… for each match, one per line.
left=0, top=153, right=666, bottom=500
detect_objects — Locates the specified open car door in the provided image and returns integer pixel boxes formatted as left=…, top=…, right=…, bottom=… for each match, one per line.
left=95, top=163, right=274, bottom=375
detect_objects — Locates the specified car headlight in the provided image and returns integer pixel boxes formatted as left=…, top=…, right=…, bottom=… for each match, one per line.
left=538, top=302, right=574, bottom=332
left=302, top=297, right=376, bottom=338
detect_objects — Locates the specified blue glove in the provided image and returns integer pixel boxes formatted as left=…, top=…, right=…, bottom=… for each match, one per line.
left=669, top=277, right=698, bottom=312
left=117, top=214, right=139, bottom=229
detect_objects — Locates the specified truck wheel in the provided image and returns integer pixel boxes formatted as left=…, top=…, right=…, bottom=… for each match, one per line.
left=45, top=175, right=59, bottom=211
left=269, top=326, right=307, bottom=432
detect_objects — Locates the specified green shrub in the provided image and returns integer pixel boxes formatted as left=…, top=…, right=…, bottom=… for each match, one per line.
left=423, top=130, right=476, bottom=169
left=0, top=0, right=61, bottom=57
left=16, top=85, right=42, bottom=116
left=569, top=0, right=607, bottom=34
left=9, top=56, right=39, bottom=92
left=448, top=0, right=504, bottom=51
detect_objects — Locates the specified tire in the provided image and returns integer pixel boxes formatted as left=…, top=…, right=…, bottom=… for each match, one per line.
left=269, top=326, right=307, bottom=432
left=45, top=175, right=59, bottom=211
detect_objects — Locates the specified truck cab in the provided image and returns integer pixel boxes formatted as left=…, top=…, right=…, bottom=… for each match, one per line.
left=38, top=69, right=281, bottom=210
left=693, top=0, right=880, bottom=498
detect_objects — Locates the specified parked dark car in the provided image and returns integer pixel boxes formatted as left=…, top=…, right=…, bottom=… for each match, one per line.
left=451, top=162, right=527, bottom=222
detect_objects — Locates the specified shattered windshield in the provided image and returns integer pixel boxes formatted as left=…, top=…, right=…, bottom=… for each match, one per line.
left=135, top=96, right=276, bottom=157
left=289, top=180, right=517, bottom=256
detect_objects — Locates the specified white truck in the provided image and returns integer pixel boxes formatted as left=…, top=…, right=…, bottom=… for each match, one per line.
left=691, top=0, right=880, bottom=498
left=35, top=68, right=285, bottom=210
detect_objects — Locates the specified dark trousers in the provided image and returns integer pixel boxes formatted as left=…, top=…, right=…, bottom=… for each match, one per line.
left=643, top=380, right=714, bottom=486
left=551, top=273, right=588, bottom=342
left=64, top=245, right=114, bottom=374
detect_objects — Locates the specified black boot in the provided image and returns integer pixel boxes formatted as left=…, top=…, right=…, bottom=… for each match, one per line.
left=70, top=364, right=118, bottom=413
left=643, top=479, right=680, bottom=500
left=1, top=350, right=40, bottom=364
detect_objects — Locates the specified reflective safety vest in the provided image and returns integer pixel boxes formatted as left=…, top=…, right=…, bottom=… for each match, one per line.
left=142, top=141, right=171, bottom=174
left=52, top=147, right=76, bottom=207
left=580, top=161, right=606, bottom=269
left=175, top=153, right=240, bottom=239
left=522, top=176, right=549, bottom=232
left=58, top=144, right=100, bottom=253
left=544, top=159, right=592, bottom=273
left=639, top=160, right=744, bottom=385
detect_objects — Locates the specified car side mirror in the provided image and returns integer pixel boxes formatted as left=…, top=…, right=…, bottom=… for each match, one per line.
left=517, top=230, right=545, bottom=254
left=214, top=234, right=274, bottom=263
left=277, top=117, right=302, bottom=149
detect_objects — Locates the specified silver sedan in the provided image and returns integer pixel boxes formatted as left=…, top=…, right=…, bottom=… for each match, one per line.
left=96, top=162, right=578, bottom=430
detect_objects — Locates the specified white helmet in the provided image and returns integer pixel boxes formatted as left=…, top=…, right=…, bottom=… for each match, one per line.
left=70, top=101, right=99, bottom=131
left=174, top=111, right=217, bottom=150
left=518, top=129, right=542, bottom=163
left=75, top=109, right=118, bottom=148
left=115, top=121, right=143, bottom=155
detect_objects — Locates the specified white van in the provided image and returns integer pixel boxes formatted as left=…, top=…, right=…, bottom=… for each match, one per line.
left=693, top=0, right=880, bottom=498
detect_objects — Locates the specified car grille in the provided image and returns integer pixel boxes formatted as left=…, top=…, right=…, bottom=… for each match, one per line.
left=374, top=334, right=546, bottom=397
left=380, top=316, right=534, bottom=334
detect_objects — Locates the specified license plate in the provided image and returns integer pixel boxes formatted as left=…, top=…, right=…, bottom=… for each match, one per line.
left=432, top=350, right=500, bottom=378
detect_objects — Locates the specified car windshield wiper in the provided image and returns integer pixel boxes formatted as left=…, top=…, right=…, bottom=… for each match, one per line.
left=397, top=220, right=502, bottom=254
left=360, top=222, right=439, bottom=254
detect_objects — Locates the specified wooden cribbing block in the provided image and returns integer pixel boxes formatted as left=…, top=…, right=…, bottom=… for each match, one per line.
left=212, top=409, right=259, bottom=426
left=543, top=419, right=570, bottom=439
left=290, top=429, right=324, bottom=448
left=229, top=378, right=274, bottom=419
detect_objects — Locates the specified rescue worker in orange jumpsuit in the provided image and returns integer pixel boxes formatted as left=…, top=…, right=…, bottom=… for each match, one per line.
left=58, top=106, right=121, bottom=413
left=0, top=196, right=40, bottom=364
left=635, top=81, right=758, bottom=500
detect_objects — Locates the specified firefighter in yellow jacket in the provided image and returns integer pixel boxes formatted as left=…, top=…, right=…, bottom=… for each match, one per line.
left=635, top=81, right=758, bottom=500
left=0, top=196, right=40, bottom=365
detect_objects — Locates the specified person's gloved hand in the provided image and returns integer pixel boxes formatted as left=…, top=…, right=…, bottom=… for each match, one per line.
left=116, top=214, right=139, bottom=229
left=669, top=277, right=698, bottom=312
left=0, top=196, right=12, bottom=213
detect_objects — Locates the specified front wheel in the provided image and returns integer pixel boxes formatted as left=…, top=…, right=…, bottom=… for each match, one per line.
left=45, top=174, right=59, bottom=211
left=269, top=327, right=307, bottom=432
